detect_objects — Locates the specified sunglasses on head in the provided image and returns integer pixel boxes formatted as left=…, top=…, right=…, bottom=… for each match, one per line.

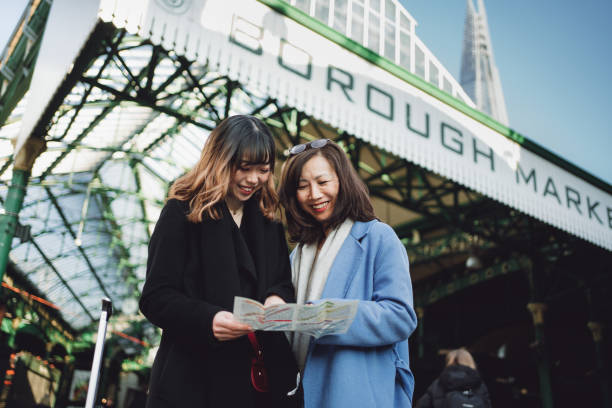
left=289, top=139, right=330, bottom=156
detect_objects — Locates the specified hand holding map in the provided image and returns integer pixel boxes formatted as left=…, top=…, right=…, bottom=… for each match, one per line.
left=233, top=296, right=358, bottom=338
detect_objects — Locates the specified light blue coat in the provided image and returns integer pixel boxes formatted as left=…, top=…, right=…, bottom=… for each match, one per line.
left=292, top=220, right=417, bottom=408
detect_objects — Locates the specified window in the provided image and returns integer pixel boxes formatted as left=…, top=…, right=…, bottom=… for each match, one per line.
left=415, top=45, right=425, bottom=78
left=315, top=1, right=330, bottom=23
left=399, top=31, right=410, bottom=68
left=429, top=61, right=439, bottom=86
left=384, top=22, right=395, bottom=61
left=368, top=12, right=380, bottom=52
left=350, top=2, right=365, bottom=44
left=294, top=0, right=311, bottom=13
left=399, top=11, right=411, bottom=32
left=333, top=0, right=348, bottom=34
left=385, top=0, right=395, bottom=20
left=443, top=76, right=452, bottom=94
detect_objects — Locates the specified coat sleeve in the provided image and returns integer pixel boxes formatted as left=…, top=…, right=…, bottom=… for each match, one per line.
left=315, top=222, right=417, bottom=347
left=139, top=200, right=222, bottom=346
left=264, top=222, right=296, bottom=303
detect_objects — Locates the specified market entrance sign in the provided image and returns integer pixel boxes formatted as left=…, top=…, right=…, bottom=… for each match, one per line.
left=17, top=0, right=612, bottom=249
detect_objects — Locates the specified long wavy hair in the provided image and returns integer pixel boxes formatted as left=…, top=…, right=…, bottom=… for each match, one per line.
left=278, top=140, right=376, bottom=244
left=168, top=115, right=278, bottom=222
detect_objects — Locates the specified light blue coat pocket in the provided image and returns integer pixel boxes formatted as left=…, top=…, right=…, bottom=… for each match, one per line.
left=393, top=349, right=414, bottom=406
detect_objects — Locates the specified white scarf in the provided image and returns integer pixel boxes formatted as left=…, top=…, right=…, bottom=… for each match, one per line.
left=291, top=218, right=354, bottom=371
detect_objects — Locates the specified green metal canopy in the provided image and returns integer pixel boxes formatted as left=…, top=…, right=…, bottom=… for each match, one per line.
left=0, top=0, right=610, bottom=346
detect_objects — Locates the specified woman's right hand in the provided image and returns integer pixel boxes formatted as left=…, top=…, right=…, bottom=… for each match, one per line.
left=212, top=311, right=252, bottom=341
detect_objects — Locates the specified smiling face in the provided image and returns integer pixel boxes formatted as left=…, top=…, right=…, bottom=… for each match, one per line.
left=228, top=160, right=271, bottom=202
left=296, top=154, right=339, bottom=226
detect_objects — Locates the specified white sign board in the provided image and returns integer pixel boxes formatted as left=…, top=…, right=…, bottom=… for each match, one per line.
left=21, top=0, right=612, bottom=249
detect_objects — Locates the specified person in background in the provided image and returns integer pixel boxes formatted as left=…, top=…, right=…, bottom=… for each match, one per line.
left=278, top=139, right=417, bottom=408
left=415, top=348, right=492, bottom=408
left=140, top=115, right=299, bottom=408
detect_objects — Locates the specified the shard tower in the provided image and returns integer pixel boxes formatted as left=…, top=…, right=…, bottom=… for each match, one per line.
left=460, top=0, right=509, bottom=125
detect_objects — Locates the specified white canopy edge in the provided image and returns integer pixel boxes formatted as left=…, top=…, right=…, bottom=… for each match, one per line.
left=17, top=0, right=612, bottom=250
left=14, top=0, right=100, bottom=157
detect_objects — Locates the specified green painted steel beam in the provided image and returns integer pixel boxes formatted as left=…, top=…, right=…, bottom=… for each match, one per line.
left=93, top=190, right=143, bottom=298
left=28, top=219, right=154, bottom=239
left=414, top=256, right=531, bottom=307
left=0, top=0, right=52, bottom=127
left=39, top=30, right=129, bottom=179
left=2, top=282, right=75, bottom=351
left=405, top=230, right=495, bottom=265
left=0, top=170, right=28, bottom=283
left=80, top=76, right=215, bottom=131
left=130, top=161, right=151, bottom=241
left=42, top=186, right=113, bottom=301
left=19, top=180, right=165, bottom=210
left=24, top=235, right=93, bottom=322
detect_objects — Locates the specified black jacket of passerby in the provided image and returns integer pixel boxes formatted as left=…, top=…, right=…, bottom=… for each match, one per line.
left=415, top=364, right=492, bottom=408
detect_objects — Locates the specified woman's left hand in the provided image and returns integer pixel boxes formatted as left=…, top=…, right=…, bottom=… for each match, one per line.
left=264, top=295, right=286, bottom=306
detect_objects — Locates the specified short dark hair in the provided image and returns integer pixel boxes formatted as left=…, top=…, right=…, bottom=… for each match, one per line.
left=278, top=140, right=376, bottom=244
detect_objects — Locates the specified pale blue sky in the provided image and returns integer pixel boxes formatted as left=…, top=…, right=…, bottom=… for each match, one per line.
left=1, top=0, right=610, bottom=185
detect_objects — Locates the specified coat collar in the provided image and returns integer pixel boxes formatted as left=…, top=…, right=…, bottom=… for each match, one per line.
left=320, top=219, right=377, bottom=298
left=215, top=199, right=260, bottom=284
left=228, top=196, right=273, bottom=298
left=349, top=219, right=377, bottom=242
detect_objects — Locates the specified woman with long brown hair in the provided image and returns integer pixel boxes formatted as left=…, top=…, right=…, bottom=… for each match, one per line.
left=140, top=115, right=299, bottom=407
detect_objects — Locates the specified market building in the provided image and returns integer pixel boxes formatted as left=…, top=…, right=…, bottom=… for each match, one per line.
left=0, top=0, right=610, bottom=407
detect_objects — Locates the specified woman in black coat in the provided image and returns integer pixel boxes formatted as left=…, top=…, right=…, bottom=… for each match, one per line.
left=415, top=348, right=492, bottom=408
left=139, top=115, right=299, bottom=407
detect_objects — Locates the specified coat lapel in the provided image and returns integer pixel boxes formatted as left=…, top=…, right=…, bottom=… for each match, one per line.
left=197, top=203, right=243, bottom=308
left=240, top=198, right=268, bottom=299
left=219, top=202, right=258, bottom=285
left=320, top=221, right=371, bottom=298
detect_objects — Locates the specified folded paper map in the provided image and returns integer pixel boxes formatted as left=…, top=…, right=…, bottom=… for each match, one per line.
left=233, top=296, right=358, bottom=338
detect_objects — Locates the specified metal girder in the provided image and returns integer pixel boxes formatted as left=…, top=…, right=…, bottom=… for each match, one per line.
left=79, top=77, right=214, bottom=131
left=46, top=30, right=126, bottom=146
left=3, top=13, right=605, bottom=335
left=39, top=32, right=142, bottom=180
left=2, top=271, right=76, bottom=348
left=42, top=186, right=113, bottom=301
left=257, top=106, right=591, bottom=272
left=0, top=0, right=52, bottom=127
left=18, top=180, right=165, bottom=210
left=405, top=229, right=493, bottom=265
left=15, top=235, right=93, bottom=322
left=130, top=161, right=150, bottom=241
left=413, top=256, right=532, bottom=307
left=93, top=189, right=142, bottom=299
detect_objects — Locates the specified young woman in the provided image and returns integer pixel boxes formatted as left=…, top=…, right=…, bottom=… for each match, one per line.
left=278, top=139, right=417, bottom=408
left=415, top=348, right=492, bottom=408
left=140, top=115, right=299, bottom=408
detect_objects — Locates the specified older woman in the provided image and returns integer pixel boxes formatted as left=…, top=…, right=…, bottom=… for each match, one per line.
left=278, top=139, right=417, bottom=408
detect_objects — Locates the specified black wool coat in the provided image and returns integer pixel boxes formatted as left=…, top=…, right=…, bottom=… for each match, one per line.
left=140, top=198, right=299, bottom=408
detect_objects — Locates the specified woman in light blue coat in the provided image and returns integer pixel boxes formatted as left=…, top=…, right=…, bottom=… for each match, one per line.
left=278, top=139, right=417, bottom=408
